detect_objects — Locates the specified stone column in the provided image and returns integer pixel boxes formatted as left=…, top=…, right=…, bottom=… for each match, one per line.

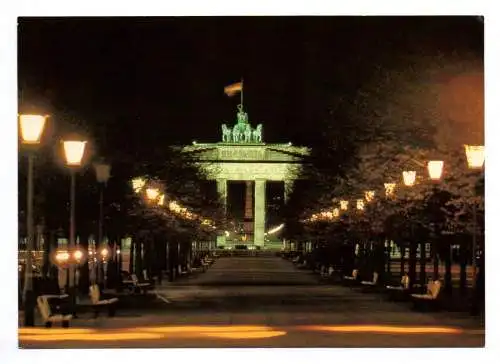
left=254, top=179, right=266, bottom=247
left=216, top=179, right=227, bottom=246
left=284, top=180, right=293, bottom=202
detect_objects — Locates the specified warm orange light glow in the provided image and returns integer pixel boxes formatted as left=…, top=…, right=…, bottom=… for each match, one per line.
left=332, top=208, right=340, bottom=217
left=158, top=194, right=165, bottom=206
left=73, top=249, right=83, bottom=262
left=55, top=251, right=69, bottom=263
left=200, top=330, right=287, bottom=339
left=364, top=190, right=375, bottom=202
left=384, top=182, right=396, bottom=197
left=402, top=170, right=416, bottom=186
left=146, top=188, right=160, bottom=201
left=135, top=325, right=275, bottom=333
left=19, top=328, right=95, bottom=335
left=63, top=140, right=87, bottom=166
left=19, top=114, right=47, bottom=144
left=464, top=145, right=485, bottom=169
left=340, top=200, right=349, bottom=210
left=427, top=160, right=444, bottom=180
left=131, top=177, right=146, bottom=193
left=356, top=199, right=364, bottom=210
left=19, top=332, right=164, bottom=342
left=300, top=325, right=463, bottom=334
left=100, top=248, right=109, bottom=258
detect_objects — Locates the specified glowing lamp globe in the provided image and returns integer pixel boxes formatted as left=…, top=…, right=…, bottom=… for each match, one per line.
left=384, top=183, right=396, bottom=197
left=340, top=200, right=349, bottom=210
left=402, top=171, right=416, bottom=187
left=356, top=199, right=365, bottom=211
left=63, top=140, right=87, bottom=166
left=427, top=160, right=444, bottom=180
left=146, top=188, right=160, bottom=201
left=333, top=208, right=340, bottom=217
left=131, top=177, right=146, bottom=193
left=365, top=190, right=375, bottom=202
left=464, top=145, right=485, bottom=169
left=19, top=114, right=47, bottom=144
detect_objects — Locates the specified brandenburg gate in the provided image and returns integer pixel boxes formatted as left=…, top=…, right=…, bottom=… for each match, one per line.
left=183, top=105, right=309, bottom=248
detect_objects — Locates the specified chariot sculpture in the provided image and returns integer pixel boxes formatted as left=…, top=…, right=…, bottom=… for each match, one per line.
left=221, top=104, right=263, bottom=144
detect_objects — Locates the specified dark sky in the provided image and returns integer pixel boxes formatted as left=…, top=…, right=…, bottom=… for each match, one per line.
left=18, top=16, right=483, bottom=160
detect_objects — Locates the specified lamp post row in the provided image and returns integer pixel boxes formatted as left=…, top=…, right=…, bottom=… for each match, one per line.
left=19, top=114, right=111, bottom=326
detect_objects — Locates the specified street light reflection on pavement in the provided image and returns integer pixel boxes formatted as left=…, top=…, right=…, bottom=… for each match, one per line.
left=19, top=325, right=288, bottom=342
left=300, top=325, right=463, bottom=334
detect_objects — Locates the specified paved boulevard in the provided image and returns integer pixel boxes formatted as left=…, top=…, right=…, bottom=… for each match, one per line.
left=19, top=256, right=485, bottom=348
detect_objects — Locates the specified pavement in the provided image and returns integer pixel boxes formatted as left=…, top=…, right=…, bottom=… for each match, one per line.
left=18, top=256, right=485, bottom=348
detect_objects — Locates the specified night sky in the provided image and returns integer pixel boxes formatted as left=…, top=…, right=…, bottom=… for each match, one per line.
left=18, top=16, right=482, bottom=160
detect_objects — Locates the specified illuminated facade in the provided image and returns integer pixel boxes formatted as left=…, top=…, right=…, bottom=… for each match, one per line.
left=183, top=105, right=309, bottom=248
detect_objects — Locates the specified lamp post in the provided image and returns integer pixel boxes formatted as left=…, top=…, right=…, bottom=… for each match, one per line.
left=464, top=145, right=485, bottom=286
left=19, top=114, right=47, bottom=326
left=402, top=170, right=417, bottom=289
left=94, top=162, right=111, bottom=287
left=62, top=139, right=87, bottom=313
left=426, top=160, right=444, bottom=283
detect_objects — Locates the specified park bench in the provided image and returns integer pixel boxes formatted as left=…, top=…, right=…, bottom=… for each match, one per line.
left=123, top=273, right=152, bottom=294
left=89, top=284, right=119, bottom=317
left=361, top=272, right=379, bottom=286
left=410, top=280, right=442, bottom=311
left=385, top=275, right=410, bottom=300
left=343, top=269, right=359, bottom=285
left=36, top=294, right=72, bottom=328
left=360, top=272, right=379, bottom=292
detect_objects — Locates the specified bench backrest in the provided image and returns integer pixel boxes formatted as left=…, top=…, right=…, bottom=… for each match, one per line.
left=37, top=295, right=51, bottom=320
left=401, top=275, right=410, bottom=289
left=428, top=280, right=441, bottom=298
left=131, top=274, right=140, bottom=284
left=89, top=285, right=100, bottom=304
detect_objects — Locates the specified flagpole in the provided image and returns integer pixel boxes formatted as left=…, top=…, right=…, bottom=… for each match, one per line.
left=240, top=78, right=244, bottom=109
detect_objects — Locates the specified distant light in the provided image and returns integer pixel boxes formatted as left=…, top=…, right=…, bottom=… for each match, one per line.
left=192, top=140, right=197, bottom=145
left=464, top=145, right=485, bottom=169
left=288, top=142, right=292, bottom=146
left=402, top=171, right=417, bottom=187
left=427, top=160, right=444, bottom=180
left=384, top=183, right=396, bottom=197
left=364, top=190, right=375, bottom=202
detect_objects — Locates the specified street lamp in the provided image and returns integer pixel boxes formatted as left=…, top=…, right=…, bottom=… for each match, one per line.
left=332, top=208, right=340, bottom=218
left=94, top=162, right=111, bottom=286
left=402, top=170, right=417, bottom=187
left=464, top=145, right=485, bottom=286
left=132, top=177, right=146, bottom=193
left=62, top=139, right=87, bottom=313
left=146, top=187, right=160, bottom=202
left=340, top=200, right=349, bottom=211
left=19, top=113, right=47, bottom=326
left=356, top=199, right=365, bottom=211
left=384, top=182, right=396, bottom=198
left=464, top=145, right=485, bottom=169
left=364, top=190, right=375, bottom=202
left=427, top=160, right=444, bottom=181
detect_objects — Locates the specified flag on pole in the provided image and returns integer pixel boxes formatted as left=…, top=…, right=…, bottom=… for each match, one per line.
left=224, top=81, right=243, bottom=97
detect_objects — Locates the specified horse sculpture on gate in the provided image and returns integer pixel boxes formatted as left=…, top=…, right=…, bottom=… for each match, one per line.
left=253, top=124, right=262, bottom=143
left=222, top=124, right=232, bottom=142
left=244, top=124, right=252, bottom=143
left=220, top=105, right=264, bottom=144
